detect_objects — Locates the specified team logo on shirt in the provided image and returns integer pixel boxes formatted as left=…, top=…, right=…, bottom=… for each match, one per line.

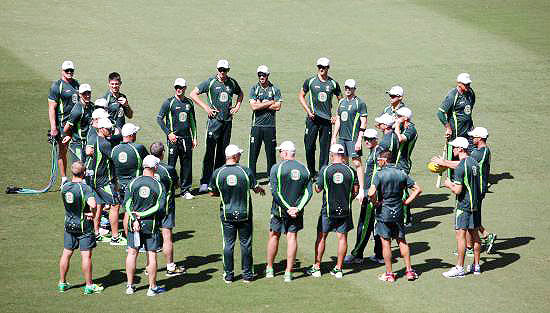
left=118, top=108, right=124, bottom=117
left=291, top=169, right=301, bottom=181
left=325, top=86, right=330, bottom=92
left=472, top=165, right=478, bottom=176
left=219, top=92, right=229, bottom=102
left=226, top=86, right=231, bottom=92
left=179, top=112, right=187, bottom=122
left=341, top=111, right=349, bottom=122
left=139, top=186, right=151, bottom=198
left=250, top=137, right=255, bottom=143
left=154, top=173, right=161, bottom=181
left=71, top=94, right=78, bottom=104
left=464, top=105, right=471, bottom=115
left=118, top=152, right=128, bottom=163
left=268, top=91, right=272, bottom=97
left=226, top=175, right=237, bottom=186
left=318, top=92, right=327, bottom=102
left=65, top=192, right=74, bottom=204
left=333, top=172, right=344, bottom=184
left=186, top=104, right=190, bottom=110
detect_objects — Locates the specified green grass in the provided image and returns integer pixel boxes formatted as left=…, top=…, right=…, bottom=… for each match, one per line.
left=1, top=1, right=549, bottom=312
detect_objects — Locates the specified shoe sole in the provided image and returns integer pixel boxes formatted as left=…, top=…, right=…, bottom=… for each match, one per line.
left=165, top=271, right=185, bottom=277
left=442, top=274, right=465, bottom=278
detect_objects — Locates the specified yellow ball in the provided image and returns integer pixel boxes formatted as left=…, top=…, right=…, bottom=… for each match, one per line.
left=427, top=162, right=444, bottom=174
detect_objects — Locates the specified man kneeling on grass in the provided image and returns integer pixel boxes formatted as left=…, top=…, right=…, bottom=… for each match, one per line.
left=368, top=150, right=422, bottom=282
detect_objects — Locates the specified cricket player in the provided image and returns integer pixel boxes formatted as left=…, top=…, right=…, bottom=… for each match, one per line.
left=58, top=161, right=103, bottom=294
left=62, top=84, right=94, bottom=163
left=307, top=144, right=358, bottom=279
left=248, top=65, right=282, bottom=179
left=331, top=78, right=367, bottom=200
left=381, top=85, right=408, bottom=117
left=103, top=72, right=133, bottom=129
left=344, top=129, right=384, bottom=265
left=124, top=155, right=167, bottom=296
left=299, top=57, right=342, bottom=178
left=191, top=59, right=243, bottom=193
left=266, top=141, right=312, bottom=282
left=48, top=60, right=80, bottom=186
left=208, top=144, right=265, bottom=283
left=150, top=142, right=186, bottom=276
left=376, top=113, right=399, bottom=157
left=368, top=150, right=422, bottom=282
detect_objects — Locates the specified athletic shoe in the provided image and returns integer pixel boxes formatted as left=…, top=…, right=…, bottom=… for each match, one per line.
left=58, top=282, right=71, bottom=292
left=368, top=255, right=385, bottom=264
left=265, top=267, right=274, bottom=278
left=452, top=248, right=474, bottom=257
left=378, top=272, right=396, bottom=282
left=198, top=184, right=209, bottom=193
left=467, top=264, right=481, bottom=275
left=283, top=272, right=293, bottom=282
left=147, top=286, right=166, bottom=296
left=486, top=233, right=497, bottom=254
left=406, top=270, right=419, bottom=281
left=223, top=273, right=233, bottom=284
left=306, top=265, right=321, bottom=278
left=166, top=266, right=186, bottom=277
left=126, top=285, right=136, bottom=295
left=183, top=192, right=194, bottom=200
left=344, top=255, right=364, bottom=265
left=442, top=266, right=465, bottom=278
left=243, top=276, right=254, bottom=283
left=83, top=284, right=104, bottom=294
left=144, top=269, right=149, bottom=276
left=330, top=267, right=343, bottom=279
left=110, top=236, right=127, bottom=246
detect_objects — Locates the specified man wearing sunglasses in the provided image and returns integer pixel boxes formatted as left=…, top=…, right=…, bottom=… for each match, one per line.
left=248, top=65, right=282, bottom=179
left=299, top=57, right=342, bottom=179
left=48, top=60, right=80, bottom=186
left=190, top=59, right=243, bottom=193
left=382, top=85, right=408, bottom=117
left=103, top=72, right=133, bottom=130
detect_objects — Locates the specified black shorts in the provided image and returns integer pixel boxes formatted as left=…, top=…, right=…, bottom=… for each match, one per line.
left=270, top=214, right=303, bottom=233
left=455, top=209, right=481, bottom=230
left=338, top=138, right=362, bottom=158
left=317, top=213, right=354, bottom=234
left=375, top=220, right=406, bottom=239
left=127, top=231, right=162, bottom=251
left=64, top=231, right=96, bottom=251
left=95, top=183, right=120, bottom=206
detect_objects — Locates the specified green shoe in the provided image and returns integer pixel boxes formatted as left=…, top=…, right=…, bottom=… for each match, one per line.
left=265, top=267, right=274, bottom=278
left=486, top=233, right=497, bottom=254
left=83, top=284, right=104, bottom=294
left=452, top=248, right=474, bottom=257
left=306, top=265, right=321, bottom=278
left=283, top=271, right=293, bottom=282
left=58, top=282, right=71, bottom=292
left=330, top=267, right=343, bottom=279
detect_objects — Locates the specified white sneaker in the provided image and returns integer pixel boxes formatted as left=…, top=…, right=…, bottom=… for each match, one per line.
left=198, top=184, right=208, bottom=193
left=442, top=266, right=465, bottom=278
left=265, top=268, right=274, bottom=278
left=183, top=192, right=194, bottom=200
left=126, top=285, right=135, bottom=295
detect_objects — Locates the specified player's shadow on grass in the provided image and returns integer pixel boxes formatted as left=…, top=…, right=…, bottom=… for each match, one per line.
left=488, top=172, right=514, bottom=187
left=413, top=193, right=450, bottom=208
left=407, top=206, right=453, bottom=235
left=83, top=269, right=134, bottom=290
left=172, top=230, right=195, bottom=243
left=157, top=268, right=218, bottom=290
left=411, top=258, right=454, bottom=276
left=180, top=253, right=222, bottom=270
left=479, top=236, right=534, bottom=272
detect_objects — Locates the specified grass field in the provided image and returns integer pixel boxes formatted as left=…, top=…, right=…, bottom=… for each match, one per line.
left=1, top=0, right=549, bottom=312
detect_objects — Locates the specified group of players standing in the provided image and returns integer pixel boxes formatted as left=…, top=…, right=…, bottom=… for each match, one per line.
left=49, top=57, right=495, bottom=296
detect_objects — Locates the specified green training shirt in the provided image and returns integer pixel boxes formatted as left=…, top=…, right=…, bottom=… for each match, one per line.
left=317, top=163, right=358, bottom=218
left=103, top=91, right=128, bottom=129
left=197, top=76, right=242, bottom=122
left=452, top=156, right=481, bottom=212
left=470, top=146, right=491, bottom=197
left=381, top=102, right=408, bottom=117
left=209, top=164, right=257, bottom=222
left=302, top=75, right=341, bottom=120
left=379, top=132, right=399, bottom=159
left=61, top=181, right=95, bottom=234
left=249, top=82, right=282, bottom=127
left=269, top=159, right=312, bottom=218
left=111, top=142, right=149, bottom=188
left=371, top=164, right=415, bottom=222
left=67, top=100, right=93, bottom=143
left=364, top=145, right=383, bottom=193
left=155, top=162, right=179, bottom=210
left=89, top=136, right=115, bottom=188
left=157, top=96, right=197, bottom=140
left=395, top=122, right=418, bottom=174
left=124, top=175, right=166, bottom=234
left=48, top=79, right=80, bottom=128
left=437, top=87, right=476, bottom=139
left=337, top=96, right=367, bottom=141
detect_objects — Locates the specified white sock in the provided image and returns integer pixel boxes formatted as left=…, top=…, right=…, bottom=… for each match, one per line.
left=167, top=263, right=176, bottom=271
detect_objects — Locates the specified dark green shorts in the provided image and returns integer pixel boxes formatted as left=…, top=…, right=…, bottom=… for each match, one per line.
left=64, top=231, right=96, bottom=251
left=161, top=202, right=176, bottom=229
left=127, top=231, right=162, bottom=251
left=454, top=209, right=481, bottom=230
left=338, top=138, right=362, bottom=158
left=270, top=214, right=303, bottom=233
left=317, top=213, right=354, bottom=234
left=375, top=220, right=406, bottom=239
left=95, top=183, right=120, bottom=206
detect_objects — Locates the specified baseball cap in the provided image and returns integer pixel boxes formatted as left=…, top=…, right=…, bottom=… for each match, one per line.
left=216, top=59, right=230, bottom=69
left=94, top=98, right=108, bottom=108
left=396, top=107, right=413, bottom=120
left=92, top=108, right=109, bottom=119
left=330, top=143, right=345, bottom=154
left=79, top=84, right=91, bottom=93
left=468, top=127, right=488, bottom=139
left=363, top=128, right=378, bottom=139
left=374, top=113, right=395, bottom=126
left=344, top=79, right=356, bottom=88
left=225, top=144, right=243, bottom=157
left=61, top=60, right=74, bottom=70
left=386, top=85, right=404, bottom=97
left=97, top=118, right=113, bottom=129
left=143, top=155, right=160, bottom=168
left=316, top=57, right=330, bottom=67
left=457, top=73, right=472, bottom=84
left=257, top=65, right=270, bottom=74
left=276, top=141, right=296, bottom=152
left=174, top=78, right=187, bottom=87
left=121, top=123, right=140, bottom=136
left=449, top=137, right=469, bottom=149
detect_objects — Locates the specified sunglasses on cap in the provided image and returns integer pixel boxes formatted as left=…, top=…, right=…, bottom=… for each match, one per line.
left=64, top=69, right=74, bottom=73
left=317, top=65, right=329, bottom=70
left=217, top=67, right=229, bottom=73
left=257, top=72, right=268, bottom=77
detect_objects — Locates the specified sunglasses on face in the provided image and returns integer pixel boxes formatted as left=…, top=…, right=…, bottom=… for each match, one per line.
left=174, top=85, right=186, bottom=90
left=257, top=73, right=267, bottom=77
left=81, top=91, right=91, bottom=95
left=365, top=138, right=376, bottom=142
left=317, top=66, right=329, bottom=70
left=217, top=68, right=229, bottom=73
left=64, top=69, right=74, bottom=73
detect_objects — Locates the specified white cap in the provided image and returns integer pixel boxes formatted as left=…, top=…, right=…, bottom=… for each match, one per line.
left=396, top=107, right=413, bottom=120
left=78, top=84, right=91, bottom=93
left=225, top=144, right=243, bottom=157
left=316, top=57, right=330, bottom=67
left=330, top=143, right=345, bottom=154
left=121, top=123, right=140, bottom=136
left=174, top=78, right=187, bottom=87
left=92, top=108, right=109, bottom=119
left=386, top=85, right=404, bottom=97
left=363, top=128, right=378, bottom=139
left=257, top=65, right=270, bottom=74
left=449, top=137, right=469, bottom=149
left=375, top=113, right=395, bottom=126
left=276, top=141, right=296, bottom=152
left=216, top=59, right=230, bottom=69
left=61, top=60, right=74, bottom=70
left=468, top=127, right=488, bottom=139
left=94, top=98, right=108, bottom=108
left=143, top=155, right=160, bottom=168
left=97, top=118, right=113, bottom=129
left=457, top=73, right=472, bottom=84
left=344, top=79, right=356, bottom=88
